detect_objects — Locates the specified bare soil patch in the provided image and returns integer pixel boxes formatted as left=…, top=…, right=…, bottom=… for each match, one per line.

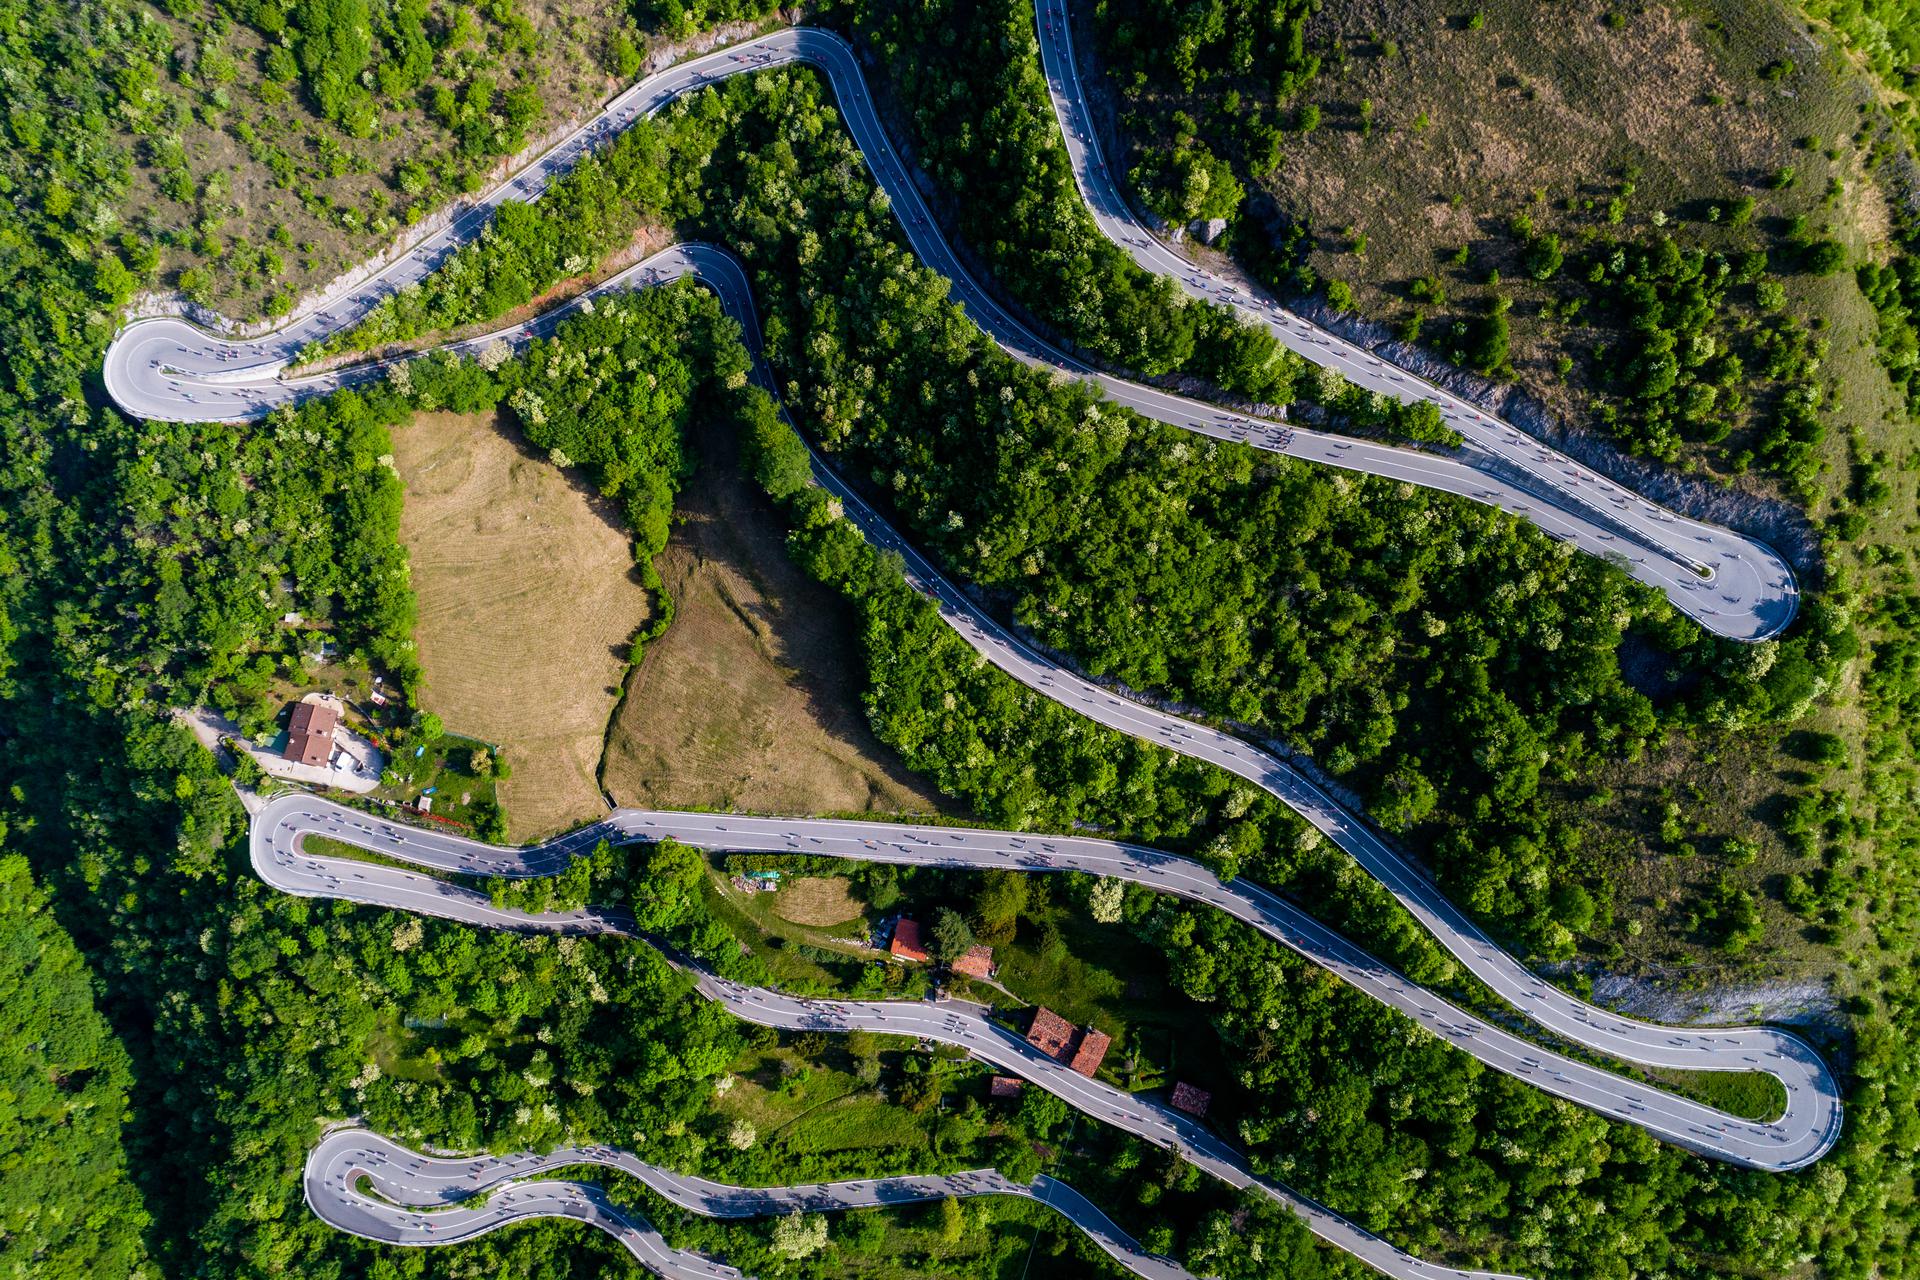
left=393, top=409, right=650, bottom=838
left=602, top=424, right=947, bottom=819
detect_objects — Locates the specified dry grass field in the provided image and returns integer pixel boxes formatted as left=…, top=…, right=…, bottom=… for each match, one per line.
left=393, top=409, right=650, bottom=839
left=602, top=427, right=946, bottom=819
left=771, top=877, right=865, bottom=927
left=1257, top=0, right=1859, bottom=293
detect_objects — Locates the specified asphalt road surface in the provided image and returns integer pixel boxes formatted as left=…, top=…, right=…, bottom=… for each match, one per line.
left=189, top=205, right=1834, bottom=1280
left=214, top=226, right=1835, bottom=1280
left=308, top=1127, right=1188, bottom=1280
left=256, top=793, right=1529, bottom=1280
left=116, top=13, right=1834, bottom=1274
left=275, top=212, right=1840, bottom=1176
left=1029, top=0, right=1796, bottom=641
left=262, top=791, right=1839, bottom=1177
left=98, top=20, right=1797, bottom=642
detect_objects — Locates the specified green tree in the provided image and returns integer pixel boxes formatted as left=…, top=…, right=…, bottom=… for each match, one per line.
left=0, top=856, right=151, bottom=1280
left=932, top=907, right=977, bottom=961
left=970, top=870, right=1030, bottom=944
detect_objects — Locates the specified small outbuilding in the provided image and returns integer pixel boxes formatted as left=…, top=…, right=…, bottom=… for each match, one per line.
left=989, top=1076, right=1024, bottom=1099
left=1169, top=1082, right=1212, bottom=1118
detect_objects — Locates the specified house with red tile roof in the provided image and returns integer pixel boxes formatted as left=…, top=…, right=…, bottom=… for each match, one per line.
left=1067, top=1028, right=1111, bottom=1078
left=952, top=944, right=995, bottom=980
left=1026, top=1007, right=1111, bottom=1078
left=1026, top=1007, right=1077, bottom=1060
left=284, top=698, right=339, bottom=766
left=889, top=917, right=930, bottom=963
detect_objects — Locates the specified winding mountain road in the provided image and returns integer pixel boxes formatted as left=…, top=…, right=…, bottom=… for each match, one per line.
left=226, top=245, right=1837, bottom=1263
left=308, top=1127, right=1189, bottom=1280
left=110, top=9, right=1838, bottom=1275
left=258, top=793, right=1529, bottom=1280
left=216, top=199, right=1836, bottom=1280
left=1029, top=0, right=1796, bottom=643
left=99, top=21, right=1797, bottom=642
left=263, top=790, right=1838, bottom=1174
left=208, top=235, right=1844, bottom=1176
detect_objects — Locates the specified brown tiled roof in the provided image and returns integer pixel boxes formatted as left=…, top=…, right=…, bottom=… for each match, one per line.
left=1026, top=1007, right=1076, bottom=1059
left=1067, top=1028, right=1111, bottom=1078
left=284, top=701, right=339, bottom=766
left=1169, top=1082, right=1212, bottom=1117
left=952, top=944, right=995, bottom=980
left=989, top=1076, right=1024, bottom=1098
left=888, top=918, right=929, bottom=963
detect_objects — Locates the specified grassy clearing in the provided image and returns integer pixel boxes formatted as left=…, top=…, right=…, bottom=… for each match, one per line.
left=298, top=831, right=478, bottom=882
left=704, top=876, right=848, bottom=992
left=782, top=1093, right=935, bottom=1155
left=971, top=893, right=1233, bottom=1096
left=376, top=729, right=504, bottom=832
left=1559, top=724, right=1844, bottom=983
left=1648, top=1065, right=1788, bottom=1122
left=366, top=1011, right=450, bottom=1084
left=601, top=421, right=947, bottom=819
left=697, top=868, right=927, bottom=999
left=714, top=1042, right=937, bottom=1153
left=704, top=868, right=871, bottom=952
left=301, top=832, right=405, bottom=867
left=715, top=1044, right=864, bottom=1133
left=393, top=408, right=650, bottom=839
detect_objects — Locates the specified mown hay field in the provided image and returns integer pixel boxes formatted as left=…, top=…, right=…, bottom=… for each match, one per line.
left=772, top=876, right=866, bottom=926
left=393, top=409, right=648, bottom=839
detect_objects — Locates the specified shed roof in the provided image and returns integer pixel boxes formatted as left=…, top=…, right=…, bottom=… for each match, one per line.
left=1169, top=1081, right=1212, bottom=1117
left=952, top=944, right=995, bottom=980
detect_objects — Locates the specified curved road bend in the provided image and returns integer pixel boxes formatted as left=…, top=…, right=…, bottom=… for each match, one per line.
left=705, top=245, right=1841, bottom=1164
left=691, top=248, right=1840, bottom=1157
left=1030, top=0, right=1796, bottom=639
left=161, top=233, right=1837, bottom=1178
left=198, top=237, right=1840, bottom=1174
left=259, top=802, right=1524, bottom=1280
left=265, top=791, right=1838, bottom=1175
left=210, top=241, right=1840, bottom=1176
left=99, top=24, right=1795, bottom=641
left=310, top=1128, right=1190, bottom=1280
